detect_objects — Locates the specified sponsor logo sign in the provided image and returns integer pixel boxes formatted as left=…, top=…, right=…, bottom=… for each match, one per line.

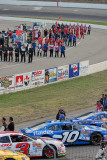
left=31, top=70, right=45, bottom=86
left=0, top=76, right=15, bottom=92
left=45, top=67, right=57, bottom=83
left=69, top=63, right=79, bottom=78
left=79, top=60, right=89, bottom=76
left=15, top=72, right=31, bottom=89
left=57, top=65, right=69, bottom=81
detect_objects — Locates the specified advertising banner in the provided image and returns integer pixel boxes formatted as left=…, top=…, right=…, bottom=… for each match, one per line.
left=79, top=60, right=89, bottom=76
left=31, top=70, right=45, bottom=87
left=57, top=65, right=69, bottom=81
left=0, top=76, right=15, bottom=93
left=45, top=67, right=57, bottom=84
left=15, top=72, right=31, bottom=89
left=69, top=63, right=79, bottom=78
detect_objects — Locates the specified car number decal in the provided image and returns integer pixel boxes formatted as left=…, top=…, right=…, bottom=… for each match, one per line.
left=16, top=143, right=30, bottom=155
left=62, top=131, right=80, bottom=143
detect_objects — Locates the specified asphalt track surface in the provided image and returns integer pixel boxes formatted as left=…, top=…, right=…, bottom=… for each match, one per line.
left=15, top=106, right=105, bottom=160
left=0, top=5, right=107, bottom=22
left=0, top=20, right=107, bottom=77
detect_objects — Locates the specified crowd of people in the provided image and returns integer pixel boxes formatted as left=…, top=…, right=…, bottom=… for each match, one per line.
left=0, top=117, right=14, bottom=132
left=0, top=23, right=91, bottom=63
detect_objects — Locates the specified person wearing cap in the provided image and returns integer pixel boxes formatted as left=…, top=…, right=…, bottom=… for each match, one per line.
left=60, top=43, right=65, bottom=58
left=56, top=106, right=66, bottom=120
left=96, top=100, right=104, bottom=112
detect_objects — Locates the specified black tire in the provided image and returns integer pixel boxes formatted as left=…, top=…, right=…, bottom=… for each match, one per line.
left=43, top=145, right=57, bottom=159
left=90, top=132, right=103, bottom=145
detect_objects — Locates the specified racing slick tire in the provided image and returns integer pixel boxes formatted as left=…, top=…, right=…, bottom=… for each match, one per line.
left=43, top=145, right=57, bottom=159
left=90, top=132, right=103, bottom=145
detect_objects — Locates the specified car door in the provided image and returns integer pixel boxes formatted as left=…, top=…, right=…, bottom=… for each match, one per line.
left=0, top=135, right=12, bottom=150
left=10, top=134, right=33, bottom=156
left=60, top=123, right=80, bottom=144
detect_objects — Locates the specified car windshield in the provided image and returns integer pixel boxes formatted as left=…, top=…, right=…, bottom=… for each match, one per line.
left=77, top=113, right=95, bottom=120
left=31, top=122, right=49, bottom=130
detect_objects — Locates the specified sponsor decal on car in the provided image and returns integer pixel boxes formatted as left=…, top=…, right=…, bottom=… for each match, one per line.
left=34, top=130, right=53, bottom=136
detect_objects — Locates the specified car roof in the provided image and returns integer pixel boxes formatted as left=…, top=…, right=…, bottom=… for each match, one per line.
left=0, top=131, right=23, bottom=137
left=47, top=121, right=73, bottom=125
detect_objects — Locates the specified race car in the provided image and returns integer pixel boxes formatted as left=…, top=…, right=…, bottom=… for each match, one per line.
left=21, top=121, right=107, bottom=146
left=68, top=111, right=107, bottom=128
left=0, top=149, right=30, bottom=160
left=0, top=131, right=66, bottom=158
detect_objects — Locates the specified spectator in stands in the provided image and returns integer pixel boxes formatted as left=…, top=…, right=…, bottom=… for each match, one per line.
left=96, top=100, right=104, bottom=112
left=56, top=106, right=66, bottom=120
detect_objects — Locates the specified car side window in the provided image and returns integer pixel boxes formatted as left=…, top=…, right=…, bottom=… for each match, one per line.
left=48, top=125, right=60, bottom=131
left=61, top=124, right=72, bottom=130
left=0, top=136, right=10, bottom=143
left=10, top=135, right=23, bottom=143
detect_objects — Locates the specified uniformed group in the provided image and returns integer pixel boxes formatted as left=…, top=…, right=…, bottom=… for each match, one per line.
left=0, top=23, right=91, bottom=63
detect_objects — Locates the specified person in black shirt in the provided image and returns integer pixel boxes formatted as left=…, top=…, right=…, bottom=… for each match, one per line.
left=56, top=106, right=66, bottom=120
left=8, top=117, right=14, bottom=131
left=28, top=45, right=33, bottom=63
left=3, top=45, right=8, bottom=62
left=8, top=45, right=13, bottom=62
left=0, top=117, right=7, bottom=131
left=15, top=45, right=20, bottom=62
left=0, top=44, right=3, bottom=61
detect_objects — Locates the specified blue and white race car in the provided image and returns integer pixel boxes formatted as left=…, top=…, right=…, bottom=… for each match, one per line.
left=68, top=111, right=107, bottom=128
left=21, top=121, right=107, bottom=145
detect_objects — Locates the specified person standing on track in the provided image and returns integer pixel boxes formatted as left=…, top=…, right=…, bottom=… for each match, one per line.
left=32, top=41, right=36, bottom=56
left=49, top=43, right=54, bottom=57
left=15, top=45, right=20, bottom=62
left=55, top=43, right=59, bottom=57
left=20, top=44, right=26, bottom=63
left=28, top=45, right=33, bottom=63
left=73, top=34, right=76, bottom=47
left=8, top=45, right=13, bottom=62
left=0, top=117, right=8, bottom=132
left=60, top=43, right=65, bottom=58
left=3, top=45, right=8, bottom=62
left=0, top=44, right=3, bottom=61
left=43, top=43, right=48, bottom=57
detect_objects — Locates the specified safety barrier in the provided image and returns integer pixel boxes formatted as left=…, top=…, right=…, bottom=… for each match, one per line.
left=0, top=60, right=89, bottom=94
left=0, top=60, right=107, bottom=95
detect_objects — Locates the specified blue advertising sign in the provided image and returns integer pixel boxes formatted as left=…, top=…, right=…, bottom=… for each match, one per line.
left=45, top=67, right=57, bottom=84
left=69, top=63, right=79, bottom=78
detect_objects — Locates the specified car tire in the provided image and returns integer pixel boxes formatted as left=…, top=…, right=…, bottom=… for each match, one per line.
left=90, top=132, right=103, bottom=145
left=43, top=145, right=57, bottom=159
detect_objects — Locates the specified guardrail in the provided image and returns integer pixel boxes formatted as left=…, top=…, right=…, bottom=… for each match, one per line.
left=0, top=60, right=107, bottom=95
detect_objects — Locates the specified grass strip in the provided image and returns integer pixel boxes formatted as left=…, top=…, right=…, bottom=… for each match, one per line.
left=0, top=70, right=107, bottom=124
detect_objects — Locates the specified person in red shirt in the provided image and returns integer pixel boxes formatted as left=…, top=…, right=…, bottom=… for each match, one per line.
left=76, top=28, right=79, bottom=39
left=56, top=37, right=61, bottom=46
left=96, top=101, right=104, bottom=112
left=64, top=27, right=67, bottom=35
left=38, top=36, right=43, bottom=45
left=45, top=36, right=49, bottom=45
left=54, top=27, right=57, bottom=35
left=80, top=29, right=84, bottom=39
left=49, top=36, right=55, bottom=45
